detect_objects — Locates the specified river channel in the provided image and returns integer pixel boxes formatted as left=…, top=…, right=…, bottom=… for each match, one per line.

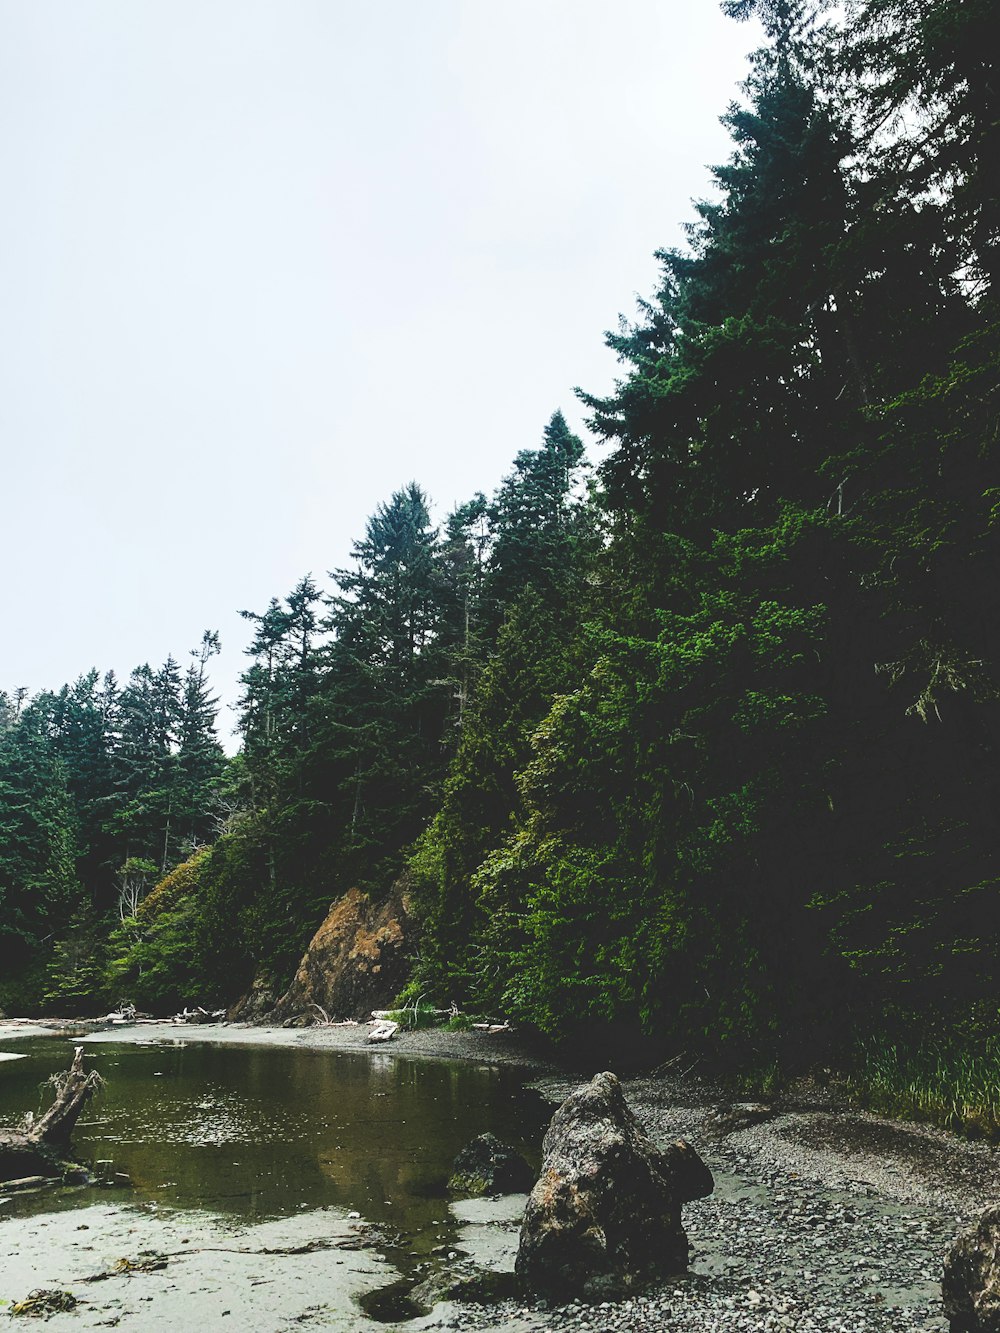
left=0, top=1036, right=547, bottom=1225
left=0, top=1033, right=551, bottom=1328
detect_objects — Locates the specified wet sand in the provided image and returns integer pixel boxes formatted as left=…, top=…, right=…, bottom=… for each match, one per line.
left=0, top=1200, right=396, bottom=1329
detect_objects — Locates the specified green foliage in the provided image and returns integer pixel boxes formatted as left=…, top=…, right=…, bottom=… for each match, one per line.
left=0, top=702, right=80, bottom=1005
left=386, top=3, right=1000, bottom=1076
left=443, top=1012, right=474, bottom=1032
left=464, top=527, right=834, bottom=1052
left=102, top=846, right=243, bottom=1012
left=135, top=850, right=210, bottom=921
left=384, top=1002, right=440, bottom=1031
left=2, top=0, right=999, bottom=1115
left=43, top=907, right=109, bottom=1015
left=485, top=411, right=590, bottom=621
left=105, top=903, right=201, bottom=1013
left=408, top=582, right=595, bottom=1004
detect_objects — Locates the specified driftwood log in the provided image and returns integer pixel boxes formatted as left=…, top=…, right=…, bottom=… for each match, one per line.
left=172, top=1006, right=226, bottom=1024
left=0, top=1046, right=102, bottom=1182
left=367, top=1019, right=399, bottom=1043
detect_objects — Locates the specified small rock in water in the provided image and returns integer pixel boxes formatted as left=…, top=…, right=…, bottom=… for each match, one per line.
left=449, top=1133, right=533, bottom=1196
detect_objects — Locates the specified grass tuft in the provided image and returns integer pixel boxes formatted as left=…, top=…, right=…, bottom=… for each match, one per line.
left=854, top=1036, right=1000, bottom=1138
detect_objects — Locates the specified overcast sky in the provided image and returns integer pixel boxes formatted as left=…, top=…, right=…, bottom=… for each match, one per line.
left=0, top=1, right=759, bottom=745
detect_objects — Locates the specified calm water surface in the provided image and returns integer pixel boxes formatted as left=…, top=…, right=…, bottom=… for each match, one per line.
left=0, top=1037, right=548, bottom=1250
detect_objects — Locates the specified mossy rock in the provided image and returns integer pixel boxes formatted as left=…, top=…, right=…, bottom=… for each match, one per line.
left=411, top=1265, right=518, bottom=1307
left=448, top=1133, right=533, bottom=1196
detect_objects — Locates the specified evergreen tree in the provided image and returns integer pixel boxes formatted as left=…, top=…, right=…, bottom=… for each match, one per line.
left=108, top=648, right=225, bottom=873
left=410, top=586, right=593, bottom=1005
left=585, top=24, right=855, bottom=544
left=329, top=483, right=442, bottom=682
left=437, top=493, right=490, bottom=728
left=840, top=0, right=999, bottom=299
left=486, top=412, right=588, bottom=622
left=238, top=579, right=323, bottom=804
left=27, top=670, right=119, bottom=897
left=175, top=632, right=226, bottom=851
left=0, top=701, right=80, bottom=1007
left=311, top=483, right=448, bottom=874
left=407, top=413, right=598, bottom=1004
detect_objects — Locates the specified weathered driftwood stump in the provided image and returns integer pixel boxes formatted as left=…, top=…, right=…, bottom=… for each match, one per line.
left=944, top=1205, right=1000, bottom=1332
left=516, top=1070, right=713, bottom=1300
left=0, top=1046, right=102, bottom=1182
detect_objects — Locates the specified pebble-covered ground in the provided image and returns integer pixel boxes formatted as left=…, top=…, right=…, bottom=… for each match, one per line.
left=413, top=1072, right=997, bottom=1333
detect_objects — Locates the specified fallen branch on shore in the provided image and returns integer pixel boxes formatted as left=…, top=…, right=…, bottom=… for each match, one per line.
left=101, top=1004, right=137, bottom=1023
left=172, top=1006, right=226, bottom=1024
left=307, top=1004, right=358, bottom=1027
left=371, top=1007, right=453, bottom=1021
left=369, top=1006, right=512, bottom=1033
left=367, top=1019, right=399, bottom=1043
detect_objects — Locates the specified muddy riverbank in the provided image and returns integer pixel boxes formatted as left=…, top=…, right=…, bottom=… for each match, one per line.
left=1, top=1020, right=995, bottom=1330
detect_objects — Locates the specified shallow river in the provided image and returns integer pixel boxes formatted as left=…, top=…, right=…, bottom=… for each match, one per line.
left=0, top=1036, right=547, bottom=1233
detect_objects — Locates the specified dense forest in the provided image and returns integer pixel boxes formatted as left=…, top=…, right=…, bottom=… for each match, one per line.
left=2, top=0, right=997, bottom=1089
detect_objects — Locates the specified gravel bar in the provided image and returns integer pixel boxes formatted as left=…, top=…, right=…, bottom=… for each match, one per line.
left=416, top=1070, right=998, bottom=1333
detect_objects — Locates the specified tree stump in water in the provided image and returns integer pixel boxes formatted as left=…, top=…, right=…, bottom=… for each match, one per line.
left=0, top=1046, right=102, bottom=1181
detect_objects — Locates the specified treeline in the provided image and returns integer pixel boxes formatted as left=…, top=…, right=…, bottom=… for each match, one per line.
left=0, top=636, right=225, bottom=1010
left=3, top=0, right=998, bottom=1067
left=0, top=415, right=593, bottom=1015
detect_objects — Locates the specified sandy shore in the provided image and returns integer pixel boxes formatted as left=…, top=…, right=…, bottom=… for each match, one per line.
left=0, top=1020, right=555, bottom=1331
left=2, top=1020, right=993, bottom=1330
left=0, top=1016, right=560, bottom=1070
left=0, top=1201, right=401, bottom=1330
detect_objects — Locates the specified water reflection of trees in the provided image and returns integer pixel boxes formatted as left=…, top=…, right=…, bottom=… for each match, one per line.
left=0, top=1041, right=547, bottom=1234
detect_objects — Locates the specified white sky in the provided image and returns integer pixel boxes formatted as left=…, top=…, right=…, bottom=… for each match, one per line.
left=0, top=1, right=759, bottom=745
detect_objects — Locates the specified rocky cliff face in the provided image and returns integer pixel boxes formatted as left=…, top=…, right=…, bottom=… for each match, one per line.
left=264, top=880, right=414, bottom=1023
